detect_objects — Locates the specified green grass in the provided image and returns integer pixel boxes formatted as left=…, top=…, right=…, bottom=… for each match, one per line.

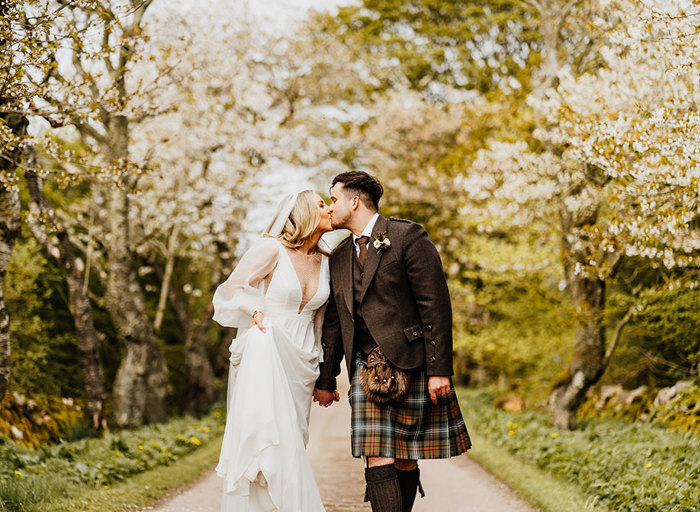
left=0, top=406, right=225, bottom=512
left=469, top=435, right=611, bottom=512
left=45, top=433, right=222, bottom=512
left=457, top=388, right=699, bottom=512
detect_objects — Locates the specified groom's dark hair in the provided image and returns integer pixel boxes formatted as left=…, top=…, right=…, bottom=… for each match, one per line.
left=332, top=171, right=383, bottom=211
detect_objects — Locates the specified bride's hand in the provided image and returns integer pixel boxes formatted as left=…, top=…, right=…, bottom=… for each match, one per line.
left=312, top=388, right=339, bottom=407
left=251, top=311, right=266, bottom=332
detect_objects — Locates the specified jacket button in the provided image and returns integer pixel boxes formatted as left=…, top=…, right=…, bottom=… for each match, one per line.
left=426, top=324, right=432, bottom=330
left=412, top=331, right=418, bottom=337
left=430, top=356, right=436, bottom=362
left=430, top=340, right=436, bottom=346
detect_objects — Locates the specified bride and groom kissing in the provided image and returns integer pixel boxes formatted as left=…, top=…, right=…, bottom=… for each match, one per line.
left=212, top=171, right=471, bottom=512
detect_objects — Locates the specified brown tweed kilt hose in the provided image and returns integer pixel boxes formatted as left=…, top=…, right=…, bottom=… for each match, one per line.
left=350, top=357, right=472, bottom=459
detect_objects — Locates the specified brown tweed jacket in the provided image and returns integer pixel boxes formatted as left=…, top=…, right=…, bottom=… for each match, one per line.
left=315, top=215, right=453, bottom=391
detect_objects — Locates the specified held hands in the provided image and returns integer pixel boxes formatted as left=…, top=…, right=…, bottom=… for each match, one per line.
left=312, top=388, right=339, bottom=407
left=251, top=311, right=266, bottom=332
left=428, top=376, right=451, bottom=404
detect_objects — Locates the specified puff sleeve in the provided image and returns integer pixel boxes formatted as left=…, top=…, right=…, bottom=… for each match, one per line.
left=212, top=238, right=280, bottom=328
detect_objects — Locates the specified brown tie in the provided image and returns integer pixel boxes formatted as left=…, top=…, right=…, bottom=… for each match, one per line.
left=356, top=236, right=369, bottom=266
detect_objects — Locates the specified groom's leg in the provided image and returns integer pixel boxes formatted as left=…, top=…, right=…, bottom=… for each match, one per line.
left=394, top=459, right=424, bottom=512
left=365, top=456, right=401, bottom=512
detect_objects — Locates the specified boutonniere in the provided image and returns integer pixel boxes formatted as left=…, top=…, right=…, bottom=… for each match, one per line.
left=372, top=231, right=391, bottom=252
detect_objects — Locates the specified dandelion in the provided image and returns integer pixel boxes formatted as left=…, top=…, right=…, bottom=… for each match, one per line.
left=195, top=424, right=201, bottom=430
left=190, top=436, right=201, bottom=446
left=204, top=427, right=210, bottom=433
left=103, top=485, right=110, bottom=489
left=646, top=463, right=652, bottom=468
left=115, top=450, right=122, bottom=457
left=551, top=433, right=558, bottom=439
left=508, top=430, right=515, bottom=436
left=14, top=470, right=21, bottom=477
left=167, top=452, right=173, bottom=457
left=161, top=447, right=167, bottom=452
left=512, top=423, right=518, bottom=429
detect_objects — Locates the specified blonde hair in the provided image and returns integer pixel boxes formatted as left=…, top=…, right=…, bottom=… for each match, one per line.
left=269, top=190, right=329, bottom=254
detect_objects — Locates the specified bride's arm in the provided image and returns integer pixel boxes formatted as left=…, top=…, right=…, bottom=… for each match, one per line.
left=212, top=238, right=279, bottom=328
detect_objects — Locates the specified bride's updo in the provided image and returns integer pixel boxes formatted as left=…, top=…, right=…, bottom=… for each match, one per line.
left=270, top=190, right=328, bottom=254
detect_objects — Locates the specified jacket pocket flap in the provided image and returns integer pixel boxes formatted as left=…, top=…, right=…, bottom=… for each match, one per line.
left=403, top=325, right=424, bottom=342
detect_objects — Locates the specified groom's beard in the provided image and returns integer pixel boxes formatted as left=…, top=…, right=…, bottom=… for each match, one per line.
left=330, top=214, right=349, bottom=230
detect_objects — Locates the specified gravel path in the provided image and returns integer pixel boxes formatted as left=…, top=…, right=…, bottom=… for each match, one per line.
left=148, top=371, right=535, bottom=512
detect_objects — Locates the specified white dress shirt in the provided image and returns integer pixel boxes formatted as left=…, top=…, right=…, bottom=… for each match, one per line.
left=352, top=212, right=379, bottom=257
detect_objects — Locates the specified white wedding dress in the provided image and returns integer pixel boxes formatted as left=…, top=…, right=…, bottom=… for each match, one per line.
left=212, top=237, right=329, bottom=512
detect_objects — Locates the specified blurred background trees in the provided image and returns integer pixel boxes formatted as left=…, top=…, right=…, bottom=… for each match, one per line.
left=0, top=0, right=697, bottom=437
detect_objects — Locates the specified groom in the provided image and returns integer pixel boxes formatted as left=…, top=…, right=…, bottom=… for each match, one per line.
left=313, top=171, right=471, bottom=512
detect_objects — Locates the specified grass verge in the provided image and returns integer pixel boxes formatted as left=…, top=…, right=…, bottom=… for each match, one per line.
left=457, top=387, right=699, bottom=512
left=468, top=435, right=610, bottom=512
left=1, top=405, right=225, bottom=512
left=45, top=433, right=222, bottom=512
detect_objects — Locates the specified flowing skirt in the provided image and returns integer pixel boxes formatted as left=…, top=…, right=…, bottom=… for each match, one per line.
left=216, top=318, right=325, bottom=512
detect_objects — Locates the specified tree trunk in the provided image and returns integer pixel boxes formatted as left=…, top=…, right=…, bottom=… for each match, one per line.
left=549, top=273, right=606, bottom=429
left=100, top=115, right=169, bottom=427
left=549, top=170, right=608, bottom=429
left=105, top=183, right=170, bottom=427
left=24, top=164, right=107, bottom=431
left=0, top=105, right=27, bottom=399
left=184, top=303, right=217, bottom=416
left=167, top=284, right=216, bottom=416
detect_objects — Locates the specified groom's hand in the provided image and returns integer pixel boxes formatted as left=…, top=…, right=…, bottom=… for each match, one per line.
left=312, top=388, right=339, bottom=407
left=428, top=376, right=451, bottom=404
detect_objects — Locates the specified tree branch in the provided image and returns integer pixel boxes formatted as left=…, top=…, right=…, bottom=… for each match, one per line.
left=73, top=120, right=108, bottom=147
left=602, top=304, right=638, bottom=368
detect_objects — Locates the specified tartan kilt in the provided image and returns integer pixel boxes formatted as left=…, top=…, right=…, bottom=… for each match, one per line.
left=350, top=357, right=471, bottom=459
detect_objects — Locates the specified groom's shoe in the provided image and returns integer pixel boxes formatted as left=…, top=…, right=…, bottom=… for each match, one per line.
left=364, top=464, right=402, bottom=512
left=396, top=466, right=425, bottom=512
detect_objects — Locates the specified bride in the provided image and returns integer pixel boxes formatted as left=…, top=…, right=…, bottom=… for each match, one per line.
left=212, top=190, right=337, bottom=512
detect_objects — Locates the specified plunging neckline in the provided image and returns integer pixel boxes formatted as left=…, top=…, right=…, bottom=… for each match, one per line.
left=280, top=246, right=323, bottom=316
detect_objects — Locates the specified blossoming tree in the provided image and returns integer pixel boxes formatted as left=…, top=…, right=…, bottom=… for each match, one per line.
left=464, top=0, right=699, bottom=428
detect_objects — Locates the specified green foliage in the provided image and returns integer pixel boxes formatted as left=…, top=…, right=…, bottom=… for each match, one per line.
left=330, top=0, right=541, bottom=93
left=602, top=268, right=700, bottom=388
left=626, top=288, right=700, bottom=379
left=0, top=405, right=225, bottom=511
left=43, top=434, right=224, bottom=512
left=458, top=388, right=700, bottom=511
left=454, top=266, right=575, bottom=402
left=5, top=230, right=83, bottom=397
